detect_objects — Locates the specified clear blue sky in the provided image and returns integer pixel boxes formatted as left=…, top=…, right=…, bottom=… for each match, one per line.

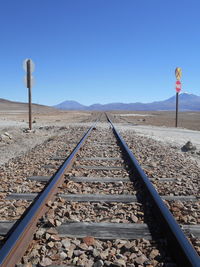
left=0, top=0, right=200, bottom=106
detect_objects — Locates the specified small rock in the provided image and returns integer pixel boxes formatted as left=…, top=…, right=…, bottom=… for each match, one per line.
left=129, top=253, right=137, bottom=259
left=149, top=249, right=160, bottom=259
left=93, top=248, right=100, bottom=257
left=104, top=261, right=112, bottom=265
left=73, top=257, right=79, bottom=264
left=50, top=253, right=60, bottom=261
left=124, top=242, right=132, bottom=249
left=134, top=254, right=148, bottom=265
left=47, top=241, right=54, bottom=248
left=40, top=257, right=53, bottom=266
left=67, top=244, right=76, bottom=257
left=45, top=233, right=51, bottom=240
left=182, top=141, right=196, bottom=152
left=0, top=134, right=10, bottom=142
left=40, top=245, right=47, bottom=254
left=116, top=253, right=126, bottom=259
left=55, top=241, right=62, bottom=249
left=93, top=259, right=104, bottom=267
left=60, top=251, right=67, bottom=260
left=46, top=200, right=53, bottom=207
left=48, top=218, right=55, bottom=226
left=83, top=236, right=95, bottom=246
left=110, top=247, right=117, bottom=256
left=50, top=234, right=61, bottom=241
left=3, top=132, right=12, bottom=139
left=73, top=249, right=84, bottom=256
left=23, top=128, right=33, bottom=133
left=100, top=248, right=110, bottom=259
left=22, top=256, right=29, bottom=264
left=61, top=238, right=71, bottom=249
left=35, top=228, right=45, bottom=238
left=113, top=259, right=126, bottom=266
left=131, top=246, right=139, bottom=253
left=55, top=219, right=62, bottom=226
left=131, top=214, right=138, bottom=223
left=78, top=243, right=89, bottom=250
left=149, top=162, right=157, bottom=168
left=30, top=248, right=39, bottom=258
left=72, top=239, right=81, bottom=246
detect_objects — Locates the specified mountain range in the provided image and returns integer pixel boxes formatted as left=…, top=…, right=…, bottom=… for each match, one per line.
left=54, top=93, right=200, bottom=111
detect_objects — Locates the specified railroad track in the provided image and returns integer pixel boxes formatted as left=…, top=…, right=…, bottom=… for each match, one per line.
left=0, top=114, right=199, bottom=266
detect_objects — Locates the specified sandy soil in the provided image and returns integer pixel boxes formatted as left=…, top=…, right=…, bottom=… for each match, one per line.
left=112, top=111, right=200, bottom=131
left=118, top=124, right=200, bottom=149
left=111, top=111, right=200, bottom=166
left=0, top=110, right=93, bottom=166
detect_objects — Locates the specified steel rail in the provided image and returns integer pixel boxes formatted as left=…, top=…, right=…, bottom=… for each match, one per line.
left=0, top=121, right=97, bottom=267
left=106, top=115, right=200, bottom=267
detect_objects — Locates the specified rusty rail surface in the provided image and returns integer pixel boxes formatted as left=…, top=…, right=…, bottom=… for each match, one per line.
left=0, top=122, right=97, bottom=267
left=106, top=114, right=200, bottom=267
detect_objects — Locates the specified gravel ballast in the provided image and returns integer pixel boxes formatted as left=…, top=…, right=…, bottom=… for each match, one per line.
left=0, top=119, right=200, bottom=265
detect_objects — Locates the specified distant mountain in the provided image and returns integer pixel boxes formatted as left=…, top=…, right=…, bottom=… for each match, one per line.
left=54, top=100, right=86, bottom=110
left=151, top=93, right=200, bottom=110
left=53, top=93, right=200, bottom=111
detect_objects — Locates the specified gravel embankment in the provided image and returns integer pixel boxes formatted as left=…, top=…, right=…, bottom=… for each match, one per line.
left=119, top=128, right=200, bottom=195
left=0, top=126, right=89, bottom=223
left=0, top=122, right=199, bottom=266
left=13, top=125, right=199, bottom=266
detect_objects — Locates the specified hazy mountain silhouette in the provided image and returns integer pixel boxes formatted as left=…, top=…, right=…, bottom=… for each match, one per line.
left=53, top=93, right=200, bottom=111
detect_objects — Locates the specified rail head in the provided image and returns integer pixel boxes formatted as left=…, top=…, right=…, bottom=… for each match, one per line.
left=106, top=114, right=200, bottom=267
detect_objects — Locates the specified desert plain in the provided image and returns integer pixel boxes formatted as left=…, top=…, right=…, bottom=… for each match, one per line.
left=0, top=101, right=200, bottom=265
left=0, top=100, right=200, bottom=167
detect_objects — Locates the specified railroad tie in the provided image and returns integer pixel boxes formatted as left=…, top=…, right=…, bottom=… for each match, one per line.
left=77, top=156, right=122, bottom=161
left=0, top=221, right=200, bottom=239
left=6, top=193, right=198, bottom=202
left=74, top=165, right=125, bottom=170
left=27, top=175, right=177, bottom=183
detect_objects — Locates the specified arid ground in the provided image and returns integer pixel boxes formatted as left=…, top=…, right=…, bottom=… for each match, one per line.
left=1, top=99, right=200, bottom=130
left=0, top=103, right=200, bottom=265
left=111, top=110, right=200, bottom=131
left=0, top=101, right=200, bottom=166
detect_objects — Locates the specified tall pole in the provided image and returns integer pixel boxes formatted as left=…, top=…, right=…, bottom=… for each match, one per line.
left=175, top=92, right=178, bottom=127
left=27, top=60, right=32, bottom=130
left=175, top=67, right=182, bottom=128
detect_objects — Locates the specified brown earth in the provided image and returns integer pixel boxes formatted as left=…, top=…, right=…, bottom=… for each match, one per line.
left=111, top=111, right=200, bottom=131
left=0, top=98, right=56, bottom=113
left=0, top=98, right=199, bottom=131
left=0, top=99, right=93, bottom=124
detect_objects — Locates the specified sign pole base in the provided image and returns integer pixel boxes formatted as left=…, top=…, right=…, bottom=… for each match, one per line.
left=175, top=92, right=178, bottom=128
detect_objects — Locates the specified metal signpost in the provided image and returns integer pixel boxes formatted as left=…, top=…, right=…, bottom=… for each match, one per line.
left=175, top=67, right=182, bottom=127
left=23, top=59, right=35, bottom=130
